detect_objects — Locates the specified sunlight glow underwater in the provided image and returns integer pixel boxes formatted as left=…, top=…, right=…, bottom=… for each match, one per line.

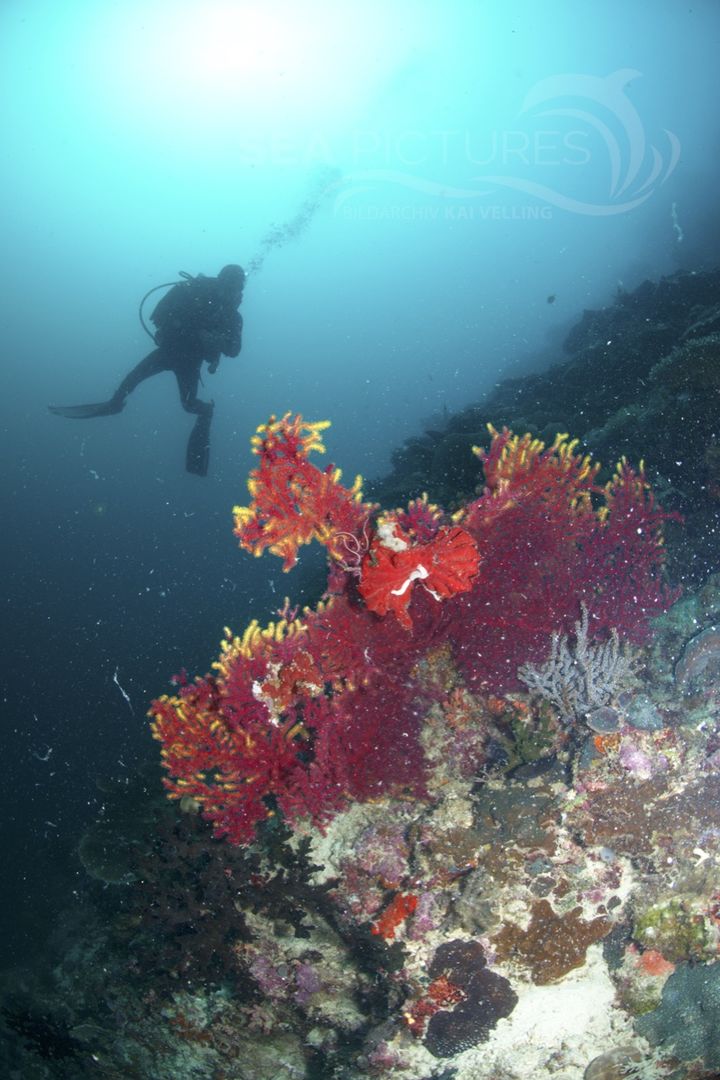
left=80, top=0, right=437, bottom=138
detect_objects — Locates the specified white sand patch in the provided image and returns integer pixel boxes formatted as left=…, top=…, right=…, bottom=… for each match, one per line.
left=452, top=946, right=637, bottom=1080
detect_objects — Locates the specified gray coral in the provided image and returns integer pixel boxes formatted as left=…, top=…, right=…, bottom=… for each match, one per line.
left=518, top=604, right=637, bottom=724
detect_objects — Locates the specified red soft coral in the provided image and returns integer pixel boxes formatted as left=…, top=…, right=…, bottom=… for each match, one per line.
left=150, top=417, right=679, bottom=845
left=358, top=523, right=479, bottom=629
left=233, top=413, right=373, bottom=571
left=449, top=427, right=680, bottom=689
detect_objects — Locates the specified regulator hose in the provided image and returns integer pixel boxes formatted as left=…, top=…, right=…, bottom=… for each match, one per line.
left=138, top=271, right=194, bottom=341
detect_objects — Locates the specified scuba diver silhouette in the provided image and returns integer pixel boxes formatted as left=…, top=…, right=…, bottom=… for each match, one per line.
left=48, top=264, right=246, bottom=477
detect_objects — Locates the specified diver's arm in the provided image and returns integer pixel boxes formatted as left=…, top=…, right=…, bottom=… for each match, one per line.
left=223, top=312, right=243, bottom=359
left=201, top=312, right=242, bottom=363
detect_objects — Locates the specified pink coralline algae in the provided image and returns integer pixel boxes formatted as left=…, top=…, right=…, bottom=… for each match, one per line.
left=293, top=962, right=325, bottom=1007
left=618, top=739, right=669, bottom=780
left=349, top=823, right=412, bottom=889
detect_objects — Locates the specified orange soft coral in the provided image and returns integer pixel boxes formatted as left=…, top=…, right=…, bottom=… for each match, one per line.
left=371, top=892, right=418, bottom=939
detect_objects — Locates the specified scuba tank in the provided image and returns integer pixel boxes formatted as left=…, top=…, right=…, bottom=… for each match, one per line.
left=138, top=271, right=195, bottom=342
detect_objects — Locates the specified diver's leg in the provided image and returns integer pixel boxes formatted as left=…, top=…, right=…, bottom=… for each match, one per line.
left=113, top=349, right=169, bottom=403
left=174, top=363, right=212, bottom=416
left=48, top=350, right=169, bottom=418
left=175, top=365, right=214, bottom=476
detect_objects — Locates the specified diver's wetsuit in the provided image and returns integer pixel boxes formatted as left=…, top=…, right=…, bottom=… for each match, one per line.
left=115, top=348, right=214, bottom=416
left=110, top=346, right=218, bottom=474
left=48, top=265, right=245, bottom=476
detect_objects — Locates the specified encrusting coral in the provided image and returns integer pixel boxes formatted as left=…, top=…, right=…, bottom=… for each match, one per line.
left=150, top=413, right=678, bottom=847
left=493, top=899, right=611, bottom=984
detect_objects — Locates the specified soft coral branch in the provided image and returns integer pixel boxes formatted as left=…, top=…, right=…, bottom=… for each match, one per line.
left=233, top=413, right=373, bottom=571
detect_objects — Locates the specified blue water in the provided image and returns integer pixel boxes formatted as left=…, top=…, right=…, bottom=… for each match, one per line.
left=1, top=0, right=719, bottom=963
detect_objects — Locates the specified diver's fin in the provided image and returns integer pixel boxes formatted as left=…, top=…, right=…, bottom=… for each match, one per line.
left=48, top=398, right=124, bottom=419
left=186, top=409, right=213, bottom=477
